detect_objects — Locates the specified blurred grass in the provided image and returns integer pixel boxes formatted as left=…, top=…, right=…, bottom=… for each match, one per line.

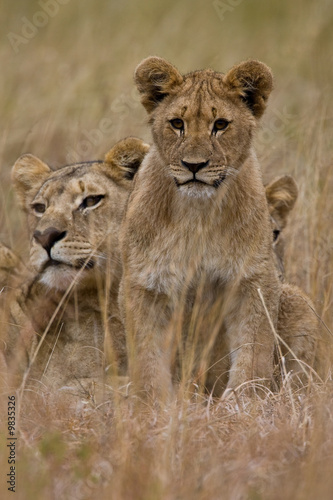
left=0, top=0, right=332, bottom=499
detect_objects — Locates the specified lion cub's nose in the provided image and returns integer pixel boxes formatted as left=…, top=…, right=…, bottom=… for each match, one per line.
left=181, top=159, right=209, bottom=174
left=33, top=227, right=66, bottom=254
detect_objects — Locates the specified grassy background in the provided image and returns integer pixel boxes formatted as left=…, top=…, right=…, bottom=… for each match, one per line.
left=0, top=0, right=332, bottom=499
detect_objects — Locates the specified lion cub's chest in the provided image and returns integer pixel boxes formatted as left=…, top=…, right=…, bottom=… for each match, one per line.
left=134, top=220, right=237, bottom=299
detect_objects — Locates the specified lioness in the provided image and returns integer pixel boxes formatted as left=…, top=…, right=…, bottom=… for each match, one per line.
left=5, top=137, right=149, bottom=393
left=120, top=57, right=283, bottom=403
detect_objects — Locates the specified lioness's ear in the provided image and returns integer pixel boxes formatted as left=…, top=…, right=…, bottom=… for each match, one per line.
left=104, top=137, right=150, bottom=187
left=135, top=56, right=183, bottom=113
left=12, top=154, right=52, bottom=210
left=224, top=60, right=273, bottom=119
left=265, top=175, right=298, bottom=229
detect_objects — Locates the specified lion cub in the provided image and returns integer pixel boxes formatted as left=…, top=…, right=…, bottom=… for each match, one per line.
left=6, top=137, right=149, bottom=393
left=120, top=57, right=283, bottom=403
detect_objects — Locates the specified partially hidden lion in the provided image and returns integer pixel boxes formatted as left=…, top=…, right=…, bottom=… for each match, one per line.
left=4, top=137, right=149, bottom=394
left=265, top=175, right=321, bottom=384
left=120, top=57, right=284, bottom=403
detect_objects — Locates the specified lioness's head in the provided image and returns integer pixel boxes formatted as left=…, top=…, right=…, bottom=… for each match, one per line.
left=135, top=56, right=273, bottom=197
left=12, top=138, right=149, bottom=291
left=265, top=175, right=298, bottom=279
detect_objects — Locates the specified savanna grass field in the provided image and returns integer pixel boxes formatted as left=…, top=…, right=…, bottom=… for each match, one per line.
left=1, top=1, right=333, bottom=499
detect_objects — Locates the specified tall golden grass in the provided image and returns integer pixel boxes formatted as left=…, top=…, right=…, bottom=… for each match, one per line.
left=0, top=1, right=332, bottom=499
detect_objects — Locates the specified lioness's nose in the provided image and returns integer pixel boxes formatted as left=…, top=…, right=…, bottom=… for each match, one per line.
left=33, top=227, right=66, bottom=254
left=181, top=160, right=209, bottom=174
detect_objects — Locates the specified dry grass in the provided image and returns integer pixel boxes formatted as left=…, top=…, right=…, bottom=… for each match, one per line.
left=1, top=0, right=333, bottom=499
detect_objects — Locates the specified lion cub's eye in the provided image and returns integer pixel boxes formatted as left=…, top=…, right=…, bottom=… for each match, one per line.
left=170, top=118, right=184, bottom=130
left=213, top=119, right=230, bottom=134
left=273, top=229, right=280, bottom=242
left=79, top=195, right=105, bottom=210
left=31, top=203, right=46, bottom=215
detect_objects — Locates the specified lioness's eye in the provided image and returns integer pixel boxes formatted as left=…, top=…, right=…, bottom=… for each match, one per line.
left=32, top=203, right=46, bottom=215
left=273, top=229, right=280, bottom=242
left=213, top=119, right=230, bottom=134
left=170, top=118, right=184, bottom=130
left=79, top=195, right=105, bottom=210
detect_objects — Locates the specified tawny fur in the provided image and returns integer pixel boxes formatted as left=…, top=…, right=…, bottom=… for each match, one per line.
left=120, top=57, right=281, bottom=403
left=4, top=137, right=149, bottom=393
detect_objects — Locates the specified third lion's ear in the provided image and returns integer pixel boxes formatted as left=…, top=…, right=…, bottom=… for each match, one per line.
left=224, top=60, right=273, bottom=119
left=134, top=56, right=183, bottom=113
left=265, top=175, right=298, bottom=229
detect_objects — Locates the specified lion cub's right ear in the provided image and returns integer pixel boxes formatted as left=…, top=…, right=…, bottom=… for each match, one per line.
left=135, top=56, right=183, bottom=113
left=12, top=154, right=52, bottom=211
left=104, top=137, right=150, bottom=188
left=265, top=175, right=298, bottom=229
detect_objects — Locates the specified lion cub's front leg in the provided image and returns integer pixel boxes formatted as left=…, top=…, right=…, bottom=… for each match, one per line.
left=119, top=279, right=175, bottom=405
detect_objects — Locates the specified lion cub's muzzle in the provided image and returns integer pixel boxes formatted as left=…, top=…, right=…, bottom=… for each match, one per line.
left=172, top=158, right=226, bottom=189
left=173, top=158, right=210, bottom=187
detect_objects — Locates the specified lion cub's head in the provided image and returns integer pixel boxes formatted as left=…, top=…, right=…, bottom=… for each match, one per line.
left=12, top=138, right=149, bottom=291
left=135, top=56, right=273, bottom=198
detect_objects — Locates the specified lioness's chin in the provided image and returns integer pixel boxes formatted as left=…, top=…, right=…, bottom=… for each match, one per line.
left=178, top=182, right=216, bottom=198
left=39, top=265, right=88, bottom=291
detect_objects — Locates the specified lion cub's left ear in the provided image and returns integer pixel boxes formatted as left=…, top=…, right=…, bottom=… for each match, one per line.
left=12, top=154, right=52, bottom=211
left=224, top=60, right=273, bottom=119
left=103, top=137, right=150, bottom=188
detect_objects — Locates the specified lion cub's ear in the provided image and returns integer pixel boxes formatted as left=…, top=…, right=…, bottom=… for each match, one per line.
left=104, top=137, right=150, bottom=188
left=265, top=175, right=298, bottom=229
left=12, top=154, right=52, bottom=211
left=224, top=60, right=273, bottom=119
left=135, top=56, right=183, bottom=113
